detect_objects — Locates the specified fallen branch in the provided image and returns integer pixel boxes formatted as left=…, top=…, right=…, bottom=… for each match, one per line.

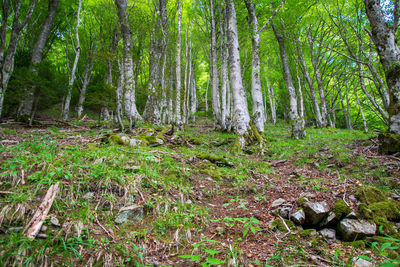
left=278, top=215, right=291, bottom=236
left=23, top=182, right=60, bottom=239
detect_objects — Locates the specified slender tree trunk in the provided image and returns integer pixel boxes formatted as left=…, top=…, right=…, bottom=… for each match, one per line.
left=266, top=78, right=276, bottom=124
left=244, top=0, right=265, bottom=133
left=19, top=0, right=60, bottom=120
left=115, top=0, right=142, bottom=128
left=345, top=82, right=352, bottom=129
left=296, top=40, right=323, bottom=128
left=295, top=60, right=305, bottom=128
left=116, top=56, right=124, bottom=131
left=0, top=0, right=38, bottom=118
left=226, top=0, right=251, bottom=146
left=273, top=24, right=305, bottom=138
left=219, top=2, right=228, bottom=130
left=175, top=0, right=183, bottom=125
left=210, top=0, right=221, bottom=128
left=354, top=83, right=368, bottom=133
left=62, top=0, right=82, bottom=121
left=77, top=39, right=95, bottom=118
left=190, top=62, right=197, bottom=123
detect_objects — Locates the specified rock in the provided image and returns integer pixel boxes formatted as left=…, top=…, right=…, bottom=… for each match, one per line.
left=346, top=212, right=358, bottom=219
left=115, top=205, right=144, bottom=224
left=8, top=226, right=23, bottom=232
left=337, top=219, right=376, bottom=241
left=320, top=211, right=338, bottom=228
left=291, top=210, right=305, bottom=225
left=148, top=138, right=164, bottom=147
left=349, top=195, right=357, bottom=202
left=271, top=198, right=287, bottom=208
left=301, top=192, right=316, bottom=199
left=319, top=228, right=336, bottom=243
left=36, top=233, right=48, bottom=239
left=40, top=225, right=47, bottom=232
left=303, top=201, right=330, bottom=225
left=353, top=257, right=373, bottom=267
left=272, top=205, right=291, bottom=219
left=50, top=216, right=61, bottom=227
left=392, top=193, right=400, bottom=201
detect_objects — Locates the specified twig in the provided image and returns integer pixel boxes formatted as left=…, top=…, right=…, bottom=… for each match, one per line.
left=338, top=170, right=349, bottom=206
left=94, top=202, right=115, bottom=243
left=278, top=215, right=291, bottom=236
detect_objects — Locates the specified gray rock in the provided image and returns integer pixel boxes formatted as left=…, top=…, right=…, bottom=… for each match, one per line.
left=303, top=201, right=330, bottom=225
left=291, top=210, right=305, bottom=225
left=271, top=198, right=287, bottom=208
left=337, top=219, right=376, bottom=241
left=50, top=216, right=61, bottom=227
left=301, top=192, right=316, bottom=199
left=320, top=211, right=338, bottom=228
left=40, top=225, right=47, bottom=232
left=8, top=226, right=23, bottom=232
left=353, top=257, right=373, bottom=267
left=36, top=233, right=48, bottom=239
left=149, top=138, right=164, bottom=147
left=346, top=212, right=358, bottom=219
left=272, top=205, right=292, bottom=219
left=115, top=205, right=144, bottom=224
left=319, top=228, right=336, bottom=243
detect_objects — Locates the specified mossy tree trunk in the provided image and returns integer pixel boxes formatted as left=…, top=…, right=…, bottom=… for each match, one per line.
left=364, top=0, right=400, bottom=153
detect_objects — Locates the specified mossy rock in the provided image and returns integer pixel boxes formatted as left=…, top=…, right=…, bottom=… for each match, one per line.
left=378, top=131, right=400, bottom=155
left=359, top=203, right=373, bottom=219
left=298, top=229, right=317, bottom=239
left=86, top=143, right=97, bottom=151
left=197, top=154, right=234, bottom=167
left=159, top=124, right=174, bottom=135
left=368, top=201, right=400, bottom=221
left=297, top=197, right=307, bottom=207
left=333, top=199, right=351, bottom=219
left=355, top=186, right=389, bottom=205
left=108, top=134, right=125, bottom=145
left=272, top=219, right=296, bottom=232
left=188, top=137, right=202, bottom=145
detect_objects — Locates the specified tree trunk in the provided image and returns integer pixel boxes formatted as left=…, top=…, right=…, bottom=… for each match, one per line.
left=354, top=82, right=368, bottom=133
left=266, top=78, right=276, bottom=124
left=219, top=2, right=228, bottom=130
left=364, top=0, right=400, bottom=153
left=0, top=0, right=38, bottom=118
left=295, top=60, right=305, bottom=129
left=272, top=24, right=305, bottom=138
left=175, top=0, right=183, bottom=125
left=210, top=0, right=221, bottom=128
left=77, top=39, right=95, bottom=118
left=296, top=40, right=323, bottom=128
left=226, top=0, right=251, bottom=147
left=116, top=56, right=125, bottom=131
left=62, top=0, right=82, bottom=121
left=115, top=0, right=142, bottom=128
left=244, top=0, right=266, bottom=133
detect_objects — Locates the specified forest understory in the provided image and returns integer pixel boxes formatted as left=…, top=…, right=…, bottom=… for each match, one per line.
left=1, top=114, right=400, bottom=266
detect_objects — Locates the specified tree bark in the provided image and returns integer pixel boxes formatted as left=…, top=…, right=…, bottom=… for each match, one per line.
left=175, top=0, right=183, bottom=125
left=115, top=0, right=142, bottom=128
left=219, top=2, right=228, bottom=130
left=244, top=0, right=266, bottom=133
left=272, top=24, right=305, bottom=138
left=210, top=0, right=221, bottom=128
left=266, top=78, right=276, bottom=124
left=77, top=39, right=95, bottom=118
left=364, top=0, right=400, bottom=139
left=62, top=0, right=82, bottom=121
left=226, top=0, right=251, bottom=146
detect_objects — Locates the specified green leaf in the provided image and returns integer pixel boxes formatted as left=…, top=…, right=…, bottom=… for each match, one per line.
left=205, top=257, right=225, bottom=265
left=179, top=255, right=202, bottom=261
left=357, top=255, right=373, bottom=261
left=204, top=249, right=221, bottom=256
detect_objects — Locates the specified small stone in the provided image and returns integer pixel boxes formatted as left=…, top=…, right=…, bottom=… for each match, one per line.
left=271, top=198, right=287, bottom=208
left=346, top=212, right=358, bottom=219
left=50, top=216, right=61, bottom=227
left=36, top=233, right=48, bottom=239
left=303, top=201, right=330, bottom=225
left=353, top=257, right=373, bottom=267
left=349, top=195, right=357, bottom=202
left=8, top=226, right=23, bottom=232
left=272, top=205, right=292, bottom=219
left=40, top=225, right=47, bottom=232
left=319, top=228, right=336, bottom=243
left=291, top=210, right=305, bottom=225
left=392, top=193, right=400, bottom=201
left=149, top=138, right=164, bottom=147
left=337, top=219, right=376, bottom=241
left=115, top=205, right=144, bottom=224
left=301, top=192, right=316, bottom=199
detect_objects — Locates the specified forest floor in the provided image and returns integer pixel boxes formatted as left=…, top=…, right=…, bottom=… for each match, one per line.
left=1, top=115, right=400, bottom=266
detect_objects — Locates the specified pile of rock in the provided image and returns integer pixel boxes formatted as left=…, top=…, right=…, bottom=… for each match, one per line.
left=271, top=197, right=377, bottom=243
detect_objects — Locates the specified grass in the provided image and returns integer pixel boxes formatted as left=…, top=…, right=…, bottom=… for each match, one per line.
left=0, top=118, right=397, bottom=265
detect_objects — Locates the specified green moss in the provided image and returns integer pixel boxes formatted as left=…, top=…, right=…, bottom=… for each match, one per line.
left=368, top=201, right=400, bottom=221
left=355, top=186, right=389, bottom=205
left=378, top=132, right=400, bottom=155
left=297, top=198, right=307, bottom=207
left=197, top=154, right=233, bottom=167
left=230, top=136, right=242, bottom=154
left=189, top=137, right=202, bottom=145
left=86, top=143, right=97, bottom=151
left=333, top=199, right=351, bottom=219
left=108, top=134, right=125, bottom=145
left=159, top=125, right=173, bottom=135
left=272, top=219, right=295, bottom=232
left=298, top=229, right=317, bottom=239
left=359, top=203, right=373, bottom=219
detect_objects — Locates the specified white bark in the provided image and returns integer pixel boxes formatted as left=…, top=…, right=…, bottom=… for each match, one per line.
left=266, top=78, right=276, bottom=124
left=245, top=0, right=265, bottom=133
left=295, top=60, right=305, bottom=129
left=175, top=0, right=183, bottom=125
left=219, top=2, right=228, bottom=130
left=273, top=24, right=305, bottom=138
left=62, top=0, right=82, bottom=121
left=354, top=83, right=368, bottom=133
left=226, top=0, right=250, bottom=138
left=115, top=0, right=142, bottom=127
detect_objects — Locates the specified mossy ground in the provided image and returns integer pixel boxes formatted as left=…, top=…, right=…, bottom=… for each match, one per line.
left=0, top=116, right=399, bottom=266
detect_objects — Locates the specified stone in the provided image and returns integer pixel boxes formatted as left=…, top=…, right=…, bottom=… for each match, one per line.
left=8, top=226, right=23, bottom=232
left=303, top=201, right=330, bottom=225
left=115, top=205, right=144, bottom=224
left=36, top=233, right=48, bottom=239
left=291, top=210, right=305, bottom=225
left=40, top=225, right=47, bottom=232
left=271, top=198, right=287, bottom=208
left=337, top=219, right=376, bottom=241
left=149, top=138, right=164, bottom=147
left=353, top=257, right=373, bottom=267
left=272, top=205, right=291, bottom=219
left=50, top=216, right=61, bottom=227
left=320, top=211, right=338, bottom=228
left=319, top=228, right=336, bottom=243
left=346, top=212, right=358, bottom=219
